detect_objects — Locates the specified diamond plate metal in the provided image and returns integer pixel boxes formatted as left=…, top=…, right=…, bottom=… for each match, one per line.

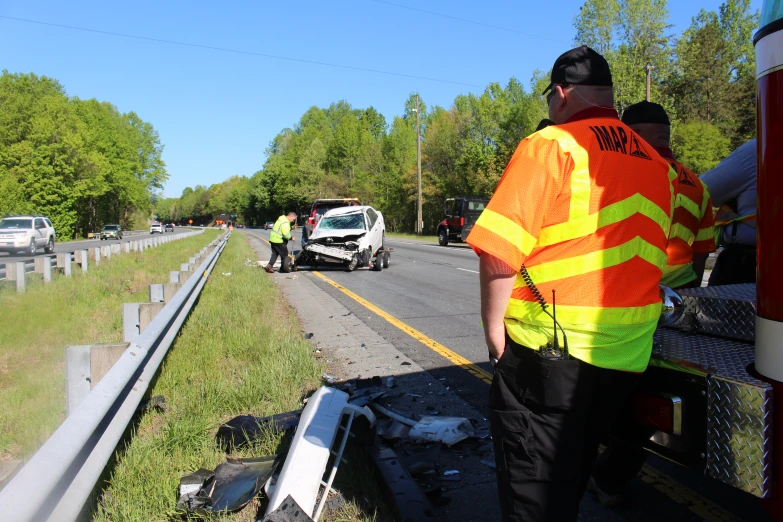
left=706, top=376, right=773, bottom=497
left=671, top=284, right=756, bottom=342
left=651, top=328, right=773, bottom=498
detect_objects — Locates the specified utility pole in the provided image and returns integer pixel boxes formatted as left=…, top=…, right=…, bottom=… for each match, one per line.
left=645, top=63, right=654, bottom=102
left=415, top=94, right=422, bottom=236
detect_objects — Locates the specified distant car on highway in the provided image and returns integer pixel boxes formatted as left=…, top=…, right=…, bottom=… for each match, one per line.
left=0, top=214, right=56, bottom=255
left=165, top=223, right=174, bottom=232
left=100, top=224, right=123, bottom=240
left=264, top=221, right=274, bottom=230
left=150, top=223, right=163, bottom=234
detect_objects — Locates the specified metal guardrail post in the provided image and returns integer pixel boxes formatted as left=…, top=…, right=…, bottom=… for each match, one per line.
left=122, top=303, right=140, bottom=342
left=0, top=235, right=229, bottom=521
left=93, top=247, right=100, bottom=265
left=65, top=345, right=91, bottom=416
left=78, top=250, right=88, bottom=273
left=43, top=257, right=52, bottom=283
left=170, top=271, right=180, bottom=283
left=149, top=284, right=164, bottom=303
left=15, top=261, right=25, bottom=293
left=124, top=242, right=130, bottom=254
left=56, top=253, right=72, bottom=278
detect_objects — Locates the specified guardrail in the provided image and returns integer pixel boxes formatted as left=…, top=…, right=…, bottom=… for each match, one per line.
left=0, top=229, right=203, bottom=288
left=0, top=233, right=230, bottom=521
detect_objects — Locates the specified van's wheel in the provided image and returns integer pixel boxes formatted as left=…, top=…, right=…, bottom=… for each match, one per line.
left=438, top=228, right=448, bottom=246
left=347, top=256, right=359, bottom=272
left=45, top=237, right=55, bottom=254
left=383, top=250, right=390, bottom=268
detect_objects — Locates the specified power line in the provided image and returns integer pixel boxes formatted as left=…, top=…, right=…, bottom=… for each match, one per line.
left=0, top=15, right=484, bottom=88
left=368, top=0, right=570, bottom=45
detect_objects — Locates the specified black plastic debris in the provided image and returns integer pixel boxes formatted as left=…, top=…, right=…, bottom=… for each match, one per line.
left=369, top=438, right=434, bottom=521
left=135, top=395, right=166, bottom=413
left=176, top=456, right=279, bottom=514
left=396, top=444, right=441, bottom=476
left=260, top=494, right=314, bottom=522
left=216, top=410, right=302, bottom=450
left=305, top=333, right=314, bottom=340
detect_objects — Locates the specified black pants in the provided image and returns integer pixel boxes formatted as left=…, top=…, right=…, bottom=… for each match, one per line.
left=708, top=245, right=756, bottom=286
left=268, top=242, right=290, bottom=272
left=591, top=427, right=651, bottom=495
left=490, top=337, right=639, bottom=522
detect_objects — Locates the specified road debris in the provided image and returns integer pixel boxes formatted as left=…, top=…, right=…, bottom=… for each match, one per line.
left=265, top=387, right=375, bottom=520
left=480, top=459, right=497, bottom=469
left=385, top=376, right=396, bottom=388
left=221, top=272, right=232, bottom=276
left=322, top=372, right=340, bottom=384
left=369, top=439, right=435, bottom=521
left=377, top=418, right=412, bottom=441
left=216, top=410, right=303, bottom=449
left=305, top=332, right=314, bottom=339
left=176, top=456, right=279, bottom=514
left=408, top=417, right=475, bottom=446
left=260, top=494, right=314, bottom=522
left=135, top=394, right=166, bottom=413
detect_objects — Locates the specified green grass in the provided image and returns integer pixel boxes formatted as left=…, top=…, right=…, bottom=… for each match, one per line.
left=386, top=232, right=439, bottom=242
left=92, top=233, right=324, bottom=521
left=0, top=230, right=220, bottom=459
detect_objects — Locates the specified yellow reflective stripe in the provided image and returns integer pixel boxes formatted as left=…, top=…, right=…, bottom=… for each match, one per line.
left=537, top=193, right=670, bottom=247
left=523, top=236, right=667, bottom=284
left=506, top=298, right=661, bottom=325
left=661, top=263, right=696, bottom=288
left=670, top=223, right=696, bottom=245
left=701, top=183, right=711, bottom=216
left=667, top=165, right=677, bottom=183
left=675, top=192, right=700, bottom=219
left=539, top=126, right=590, bottom=220
left=695, top=227, right=714, bottom=242
left=474, top=208, right=538, bottom=256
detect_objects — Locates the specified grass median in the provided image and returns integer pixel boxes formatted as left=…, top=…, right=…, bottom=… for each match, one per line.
left=0, top=230, right=220, bottom=460
left=92, top=233, right=324, bottom=521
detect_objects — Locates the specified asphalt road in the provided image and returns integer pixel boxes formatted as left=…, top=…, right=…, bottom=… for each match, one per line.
left=245, top=228, right=772, bottom=522
left=0, top=229, right=195, bottom=264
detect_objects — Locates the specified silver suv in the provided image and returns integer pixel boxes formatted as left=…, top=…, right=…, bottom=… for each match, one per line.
left=150, top=223, right=163, bottom=234
left=0, top=215, right=56, bottom=255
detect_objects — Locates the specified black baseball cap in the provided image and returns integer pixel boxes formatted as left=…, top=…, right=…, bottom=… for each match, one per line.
left=621, top=101, right=670, bottom=126
left=542, top=46, right=613, bottom=96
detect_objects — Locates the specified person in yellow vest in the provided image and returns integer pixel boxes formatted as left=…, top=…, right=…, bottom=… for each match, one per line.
left=588, top=101, right=715, bottom=507
left=622, top=101, right=716, bottom=288
left=264, top=212, right=296, bottom=274
left=467, top=47, right=675, bottom=521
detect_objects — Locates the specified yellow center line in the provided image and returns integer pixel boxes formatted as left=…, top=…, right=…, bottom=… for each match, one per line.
left=250, top=230, right=745, bottom=522
left=310, top=270, right=493, bottom=384
left=248, top=232, right=270, bottom=245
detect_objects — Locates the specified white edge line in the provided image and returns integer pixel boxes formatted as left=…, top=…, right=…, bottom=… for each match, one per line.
left=456, top=268, right=479, bottom=273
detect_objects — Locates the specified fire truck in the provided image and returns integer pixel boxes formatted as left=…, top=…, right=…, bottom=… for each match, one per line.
left=617, top=5, right=783, bottom=518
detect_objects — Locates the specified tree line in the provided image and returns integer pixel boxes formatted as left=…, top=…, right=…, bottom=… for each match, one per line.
left=158, top=0, right=757, bottom=233
left=0, top=71, right=167, bottom=239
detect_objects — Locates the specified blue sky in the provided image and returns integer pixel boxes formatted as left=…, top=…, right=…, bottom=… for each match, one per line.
left=0, top=0, right=763, bottom=198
